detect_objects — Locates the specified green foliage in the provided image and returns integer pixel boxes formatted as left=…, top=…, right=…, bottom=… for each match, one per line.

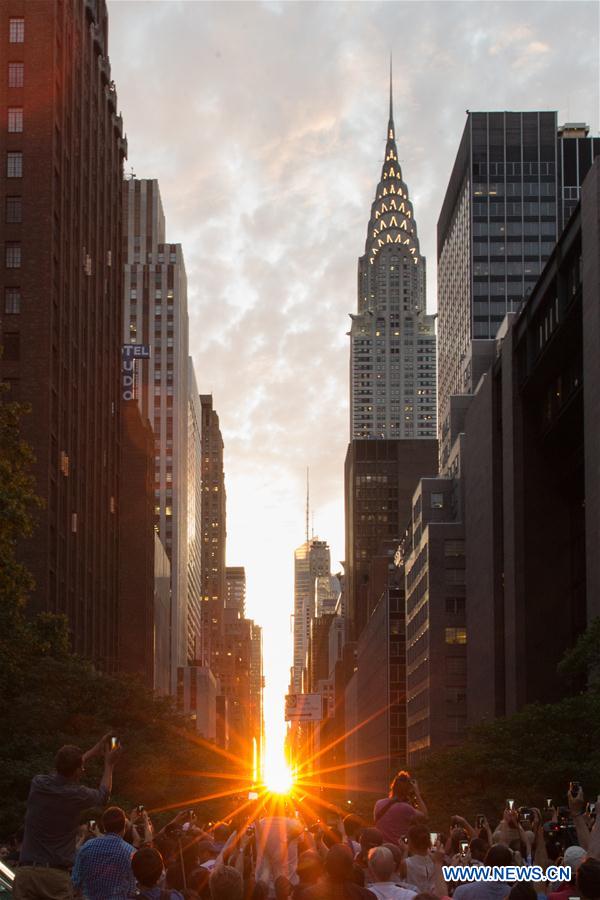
left=0, top=380, right=236, bottom=837
left=413, top=692, right=600, bottom=828
left=558, top=616, right=600, bottom=686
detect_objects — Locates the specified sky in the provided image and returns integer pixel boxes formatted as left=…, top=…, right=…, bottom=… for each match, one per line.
left=107, top=0, right=599, bottom=758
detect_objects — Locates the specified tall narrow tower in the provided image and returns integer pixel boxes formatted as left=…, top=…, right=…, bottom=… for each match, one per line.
left=349, top=69, right=437, bottom=440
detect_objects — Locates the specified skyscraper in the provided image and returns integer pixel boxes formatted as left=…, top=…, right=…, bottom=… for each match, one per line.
left=437, top=111, right=600, bottom=440
left=200, top=394, right=227, bottom=668
left=187, top=360, right=203, bottom=664
left=122, top=178, right=191, bottom=685
left=292, top=537, right=331, bottom=693
left=226, top=566, right=246, bottom=616
left=349, top=72, right=437, bottom=441
left=0, top=1, right=127, bottom=668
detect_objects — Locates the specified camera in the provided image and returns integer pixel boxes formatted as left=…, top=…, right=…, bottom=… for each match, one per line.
left=88, top=819, right=96, bottom=831
left=570, top=781, right=581, bottom=798
left=188, top=809, right=196, bottom=822
left=460, top=840, right=469, bottom=856
left=110, top=736, right=120, bottom=751
left=136, top=805, right=144, bottom=814
left=475, top=815, right=485, bottom=830
left=518, top=807, right=533, bottom=824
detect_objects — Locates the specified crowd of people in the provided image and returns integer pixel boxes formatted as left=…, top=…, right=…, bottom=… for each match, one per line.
left=3, top=738, right=600, bottom=899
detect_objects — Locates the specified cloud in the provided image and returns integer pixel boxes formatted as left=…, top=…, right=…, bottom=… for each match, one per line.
left=107, top=0, right=599, bottom=714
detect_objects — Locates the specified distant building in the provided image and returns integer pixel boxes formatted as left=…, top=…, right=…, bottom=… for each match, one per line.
left=226, top=567, right=246, bottom=616
left=200, top=395, right=226, bottom=669
left=349, top=75, right=436, bottom=441
left=122, top=178, right=190, bottom=688
left=344, top=439, right=437, bottom=641
left=118, top=402, right=155, bottom=688
left=187, top=362, right=203, bottom=662
left=177, top=666, right=217, bottom=740
left=153, top=534, right=171, bottom=696
left=403, top=473, right=467, bottom=764
left=292, top=538, right=331, bottom=692
left=0, top=0, right=127, bottom=668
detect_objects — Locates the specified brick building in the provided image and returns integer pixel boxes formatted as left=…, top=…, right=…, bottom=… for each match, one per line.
left=0, top=1, right=127, bottom=667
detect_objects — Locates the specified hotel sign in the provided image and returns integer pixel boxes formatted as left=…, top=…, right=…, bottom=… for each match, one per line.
left=121, top=344, right=150, bottom=400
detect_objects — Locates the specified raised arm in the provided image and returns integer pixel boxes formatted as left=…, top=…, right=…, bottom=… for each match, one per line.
left=411, top=779, right=429, bottom=818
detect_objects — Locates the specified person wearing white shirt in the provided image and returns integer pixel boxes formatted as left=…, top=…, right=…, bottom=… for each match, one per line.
left=367, top=847, right=417, bottom=900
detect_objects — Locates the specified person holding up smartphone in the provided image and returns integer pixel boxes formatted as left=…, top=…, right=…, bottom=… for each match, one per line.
left=14, top=734, right=121, bottom=900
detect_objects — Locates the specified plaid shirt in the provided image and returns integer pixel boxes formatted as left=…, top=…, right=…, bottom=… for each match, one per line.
left=72, top=833, right=137, bottom=900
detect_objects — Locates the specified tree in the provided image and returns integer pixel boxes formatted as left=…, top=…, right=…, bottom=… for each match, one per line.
left=413, top=691, right=600, bottom=827
left=0, top=384, right=241, bottom=836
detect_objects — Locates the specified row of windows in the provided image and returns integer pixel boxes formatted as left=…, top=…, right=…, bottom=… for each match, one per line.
left=474, top=161, right=555, bottom=177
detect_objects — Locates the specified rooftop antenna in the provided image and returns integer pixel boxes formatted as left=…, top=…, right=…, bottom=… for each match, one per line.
left=305, top=467, right=310, bottom=544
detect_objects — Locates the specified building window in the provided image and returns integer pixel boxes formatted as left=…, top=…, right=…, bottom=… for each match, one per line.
left=4, top=287, right=20, bottom=314
left=7, top=152, right=22, bottom=178
left=7, top=107, right=23, bottom=132
left=445, top=596, right=465, bottom=615
left=9, top=18, right=25, bottom=43
left=444, top=539, right=465, bottom=557
left=445, top=627, right=467, bottom=644
left=5, top=243, right=21, bottom=268
left=430, top=492, right=444, bottom=509
left=5, top=196, right=22, bottom=223
left=8, top=62, right=24, bottom=88
left=2, top=331, right=20, bottom=361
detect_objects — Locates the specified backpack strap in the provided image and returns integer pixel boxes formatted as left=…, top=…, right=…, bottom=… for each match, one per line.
left=374, top=798, right=399, bottom=823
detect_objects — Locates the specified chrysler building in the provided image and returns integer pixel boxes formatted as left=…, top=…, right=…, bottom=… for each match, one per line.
left=349, top=71, right=437, bottom=439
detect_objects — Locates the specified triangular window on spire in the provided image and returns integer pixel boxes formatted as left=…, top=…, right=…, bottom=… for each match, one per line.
left=404, top=237, right=410, bottom=245
left=372, top=229, right=378, bottom=238
left=382, top=188, right=388, bottom=196
left=375, top=210, right=381, bottom=220
left=400, top=219, right=408, bottom=231
left=407, top=209, right=412, bottom=218
left=390, top=199, right=397, bottom=210
left=389, top=184, right=396, bottom=194
left=397, top=201, right=405, bottom=213
left=394, top=235, right=402, bottom=243
left=386, top=234, right=393, bottom=243
left=381, top=203, right=388, bottom=212
left=388, top=128, right=394, bottom=139
left=378, top=239, right=384, bottom=247
left=390, top=216, right=398, bottom=227
left=388, top=167, right=395, bottom=178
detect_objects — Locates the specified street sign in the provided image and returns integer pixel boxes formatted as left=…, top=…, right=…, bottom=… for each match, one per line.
left=285, top=693, right=323, bottom=722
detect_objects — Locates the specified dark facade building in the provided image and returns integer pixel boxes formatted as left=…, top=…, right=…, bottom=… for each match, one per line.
left=200, top=394, right=226, bottom=667
left=403, top=473, right=467, bottom=764
left=344, top=438, right=438, bottom=641
left=0, top=1, right=127, bottom=667
left=118, top=401, right=155, bottom=687
left=437, top=111, right=600, bottom=451
left=344, top=543, right=407, bottom=796
left=225, top=566, right=246, bottom=616
left=465, top=158, right=600, bottom=722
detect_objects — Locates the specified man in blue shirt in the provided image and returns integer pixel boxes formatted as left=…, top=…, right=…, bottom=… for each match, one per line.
left=72, top=807, right=136, bottom=900
left=14, top=736, right=119, bottom=900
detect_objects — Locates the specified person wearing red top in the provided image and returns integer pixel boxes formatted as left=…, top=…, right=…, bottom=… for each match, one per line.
left=373, top=773, right=428, bottom=846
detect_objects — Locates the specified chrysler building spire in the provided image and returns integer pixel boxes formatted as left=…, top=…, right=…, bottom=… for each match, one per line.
left=347, top=71, right=437, bottom=441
